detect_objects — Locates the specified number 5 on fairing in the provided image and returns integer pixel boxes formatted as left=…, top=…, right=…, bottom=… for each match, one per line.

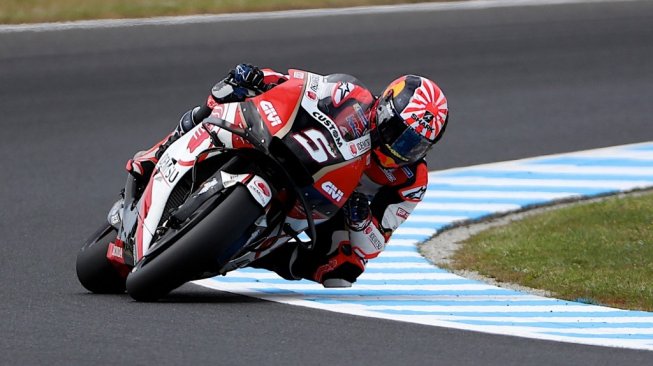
left=292, top=129, right=337, bottom=163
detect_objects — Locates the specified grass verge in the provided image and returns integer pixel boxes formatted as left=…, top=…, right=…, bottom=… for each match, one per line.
left=0, top=0, right=447, bottom=24
left=447, top=191, right=653, bottom=311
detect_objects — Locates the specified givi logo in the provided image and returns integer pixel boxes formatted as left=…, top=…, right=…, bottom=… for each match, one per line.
left=321, top=181, right=344, bottom=202
left=260, top=100, right=282, bottom=127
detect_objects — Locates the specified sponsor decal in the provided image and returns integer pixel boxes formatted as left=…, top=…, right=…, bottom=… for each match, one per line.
left=321, top=181, right=344, bottom=202
left=356, top=138, right=371, bottom=152
left=309, top=75, right=320, bottom=93
left=332, top=82, right=354, bottom=107
left=198, top=178, right=219, bottom=195
left=396, top=207, right=409, bottom=219
left=381, top=167, right=396, bottom=182
left=401, top=185, right=427, bottom=201
left=111, top=245, right=123, bottom=257
left=412, top=111, right=436, bottom=136
left=247, top=176, right=272, bottom=207
left=110, top=212, right=121, bottom=226
left=353, top=103, right=369, bottom=129
left=364, top=225, right=373, bottom=235
left=260, top=100, right=282, bottom=127
left=257, top=181, right=271, bottom=197
left=345, top=104, right=368, bottom=139
left=293, top=71, right=305, bottom=79
left=157, top=154, right=180, bottom=184
left=311, top=111, right=343, bottom=148
left=366, top=230, right=384, bottom=251
left=221, top=172, right=250, bottom=188
left=187, top=128, right=209, bottom=154
left=346, top=116, right=361, bottom=138
left=350, top=144, right=358, bottom=155
left=401, top=166, right=414, bottom=179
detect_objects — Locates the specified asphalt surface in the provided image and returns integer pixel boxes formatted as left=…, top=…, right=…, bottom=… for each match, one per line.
left=1, top=1, right=653, bottom=365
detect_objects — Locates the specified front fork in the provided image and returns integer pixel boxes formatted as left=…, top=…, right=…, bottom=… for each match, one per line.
left=104, top=175, right=142, bottom=277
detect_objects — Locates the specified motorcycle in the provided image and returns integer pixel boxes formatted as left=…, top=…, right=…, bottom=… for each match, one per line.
left=76, top=70, right=373, bottom=301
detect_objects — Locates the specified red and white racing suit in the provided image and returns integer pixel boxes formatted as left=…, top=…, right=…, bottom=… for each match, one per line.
left=128, top=68, right=429, bottom=287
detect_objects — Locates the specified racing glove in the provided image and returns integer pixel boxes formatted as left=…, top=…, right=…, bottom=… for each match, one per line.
left=343, top=191, right=372, bottom=231
left=227, top=63, right=266, bottom=98
left=210, top=63, right=267, bottom=103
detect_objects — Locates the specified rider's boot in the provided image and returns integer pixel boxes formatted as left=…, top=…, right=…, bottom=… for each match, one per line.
left=125, top=107, right=199, bottom=188
left=125, top=132, right=178, bottom=187
left=249, top=231, right=366, bottom=287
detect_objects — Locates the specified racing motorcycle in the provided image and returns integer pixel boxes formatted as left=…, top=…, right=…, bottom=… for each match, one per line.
left=76, top=70, right=373, bottom=301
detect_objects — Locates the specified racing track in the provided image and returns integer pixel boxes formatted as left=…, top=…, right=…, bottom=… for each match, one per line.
left=1, top=1, right=653, bottom=365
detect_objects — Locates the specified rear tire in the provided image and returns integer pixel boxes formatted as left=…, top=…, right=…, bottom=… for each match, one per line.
left=76, top=224, right=126, bottom=294
left=125, top=185, right=263, bottom=302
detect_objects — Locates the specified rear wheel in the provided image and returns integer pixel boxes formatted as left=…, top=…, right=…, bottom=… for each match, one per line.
left=76, top=224, right=126, bottom=294
left=125, top=185, right=263, bottom=301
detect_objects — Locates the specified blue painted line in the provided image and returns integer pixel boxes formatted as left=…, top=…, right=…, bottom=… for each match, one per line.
left=421, top=196, right=555, bottom=205
left=542, top=332, right=653, bottom=340
left=249, top=288, right=522, bottom=297
left=439, top=170, right=653, bottom=181
left=201, top=142, right=653, bottom=351
left=313, top=299, right=565, bottom=307
left=626, top=145, right=653, bottom=151
left=530, top=157, right=653, bottom=167
left=354, top=279, right=479, bottom=285
left=380, top=245, right=419, bottom=252
left=219, top=277, right=478, bottom=286
left=456, top=320, right=653, bottom=329
left=412, top=209, right=497, bottom=217
left=363, top=267, right=446, bottom=274
left=367, top=266, right=452, bottom=274
left=426, top=184, right=610, bottom=195
left=371, top=257, right=429, bottom=263
left=377, top=310, right=653, bottom=318
left=388, top=233, right=432, bottom=240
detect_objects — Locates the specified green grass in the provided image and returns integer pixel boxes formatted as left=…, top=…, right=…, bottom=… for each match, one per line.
left=0, top=0, right=448, bottom=24
left=447, top=192, right=653, bottom=311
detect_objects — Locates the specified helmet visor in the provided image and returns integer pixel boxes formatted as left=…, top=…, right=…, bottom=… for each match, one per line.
left=376, top=96, right=432, bottom=165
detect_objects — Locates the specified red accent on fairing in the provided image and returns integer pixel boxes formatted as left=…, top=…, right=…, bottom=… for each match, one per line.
left=314, top=158, right=367, bottom=206
left=207, top=95, right=218, bottom=109
left=106, top=239, right=131, bottom=278
left=178, top=160, right=195, bottom=167
left=262, top=68, right=290, bottom=85
left=135, top=180, right=155, bottom=261
left=249, top=78, right=304, bottom=137
left=187, top=127, right=210, bottom=154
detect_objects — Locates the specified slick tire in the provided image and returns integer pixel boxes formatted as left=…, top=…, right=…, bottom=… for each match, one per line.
left=125, top=185, right=263, bottom=302
left=76, top=224, right=126, bottom=294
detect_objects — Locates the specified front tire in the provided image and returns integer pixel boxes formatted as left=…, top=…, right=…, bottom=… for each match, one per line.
left=125, top=185, right=263, bottom=301
left=76, top=224, right=126, bottom=294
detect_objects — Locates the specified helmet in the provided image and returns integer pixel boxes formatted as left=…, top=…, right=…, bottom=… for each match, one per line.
left=371, top=75, right=448, bottom=168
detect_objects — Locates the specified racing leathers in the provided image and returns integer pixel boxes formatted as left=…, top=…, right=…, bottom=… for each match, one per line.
left=127, top=64, right=429, bottom=288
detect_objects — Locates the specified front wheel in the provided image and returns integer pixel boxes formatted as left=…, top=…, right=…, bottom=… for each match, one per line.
left=125, top=185, right=263, bottom=301
left=76, top=223, right=126, bottom=294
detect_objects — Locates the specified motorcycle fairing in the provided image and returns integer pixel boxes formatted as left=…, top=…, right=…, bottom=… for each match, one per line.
left=127, top=71, right=372, bottom=265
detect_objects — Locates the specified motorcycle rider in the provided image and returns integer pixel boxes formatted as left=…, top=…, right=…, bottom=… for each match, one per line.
left=127, top=64, right=449, bottom=287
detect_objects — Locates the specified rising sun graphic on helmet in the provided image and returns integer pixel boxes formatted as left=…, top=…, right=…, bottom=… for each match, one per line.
left=371, top=75, right=449, bottom=168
